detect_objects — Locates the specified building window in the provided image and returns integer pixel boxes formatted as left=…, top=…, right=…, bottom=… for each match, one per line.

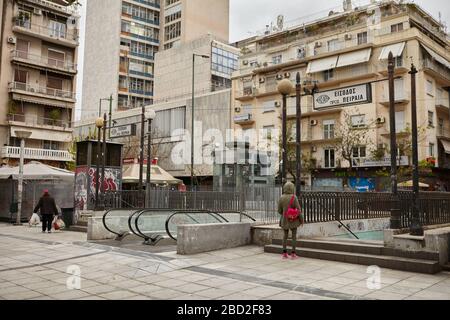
left=351, top=115, right=366, bottom=128
left=352, top=146, right=367, bottom=159
left=297, top=46, right=306, bottom=59
left=327, top=39, right=340, bottom=52
left=395, top=111, right=405, bottom=132
left=164, top=21, right=181, bottom=41
left=153, top=106, right=186, bottom=138
left=324, top=149, right=335, bottom=168
left=323, top=69, right=334, bottom=81
left=429, top=143, right=435, bottom=157
left=323, top=120, right=335, bottom=139
left=14, top=69, right=28, bottom=83
left=391, top=22, right=404, bottom=33
left=262, top=100, right=276, bottom=113
left=357, top=32, right=368, bottom=45
left=428, top=111, right=434, bottom=127
left=438, top=118, right=444, bottom=136
left=17, top=10, right=31, bottom=28
left=49, top=20, right=67, bottom=38
left=43, top=140, right=59, bottom=150
left=272, top=55, right=282, bottom=65
left=426, top=80, right=434, bottom=96
left=263, top=125, right=275, bottom=139
left=212, top=45, right=239, bottom=77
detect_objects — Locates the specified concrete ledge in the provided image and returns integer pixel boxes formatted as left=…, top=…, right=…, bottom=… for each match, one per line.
left=87, top=212, right=116, bottom=241
left=177, top=222, right=254, bottom=255
left=252, top=218, right=390, bottom=246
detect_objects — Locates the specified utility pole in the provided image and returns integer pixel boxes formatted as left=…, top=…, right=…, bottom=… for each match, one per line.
left=295, top=72, right=302, bottom=197
left=388, top=51, right=400, bottom=229
left=139, top=105, right=145, bottom=192
left=108, top=94, right=113, bottom=139
left=409, top=63, right=424, bottom=236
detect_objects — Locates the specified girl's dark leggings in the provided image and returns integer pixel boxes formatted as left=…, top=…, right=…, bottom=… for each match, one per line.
left=282, top=228, right=297, bottom=253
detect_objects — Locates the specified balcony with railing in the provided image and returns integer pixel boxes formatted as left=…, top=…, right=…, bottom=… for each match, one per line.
left=235, top=87, right=257, bottom=101
left=8, top=82, right=76, bottom=102
left=13, top=19, right=78, bottom=47
left=312, top=34, right=374, bottom=57
left=7, top=114, right=72, bottom=130
left=1, top=146, right=73, bottom=162
left=422, top=58, right=450, bottom=83
left=22, top=0, right=78, bottom=15
left=10, top=50, right=77, bottom=74
left=310, top=64, right=377, bottom=84
left=129, top=0, right=161, bottom=9
left=234, top=113, right=254, bottom=125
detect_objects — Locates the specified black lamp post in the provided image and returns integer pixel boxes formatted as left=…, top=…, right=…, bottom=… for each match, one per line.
left=295, top=72, right=302, bottom=197
left=139, top=104, right=145, bottom=193
left=94, top=116, right=104, bottom=211
left=191, top=53, right=210, bottom=191
left=409, top=63, right=424, bottom=236
left=277, top=79, right=294, bottom=185
left=388, top=51, right=401, bottom=229
left=145, top=109, right=156, bottom=208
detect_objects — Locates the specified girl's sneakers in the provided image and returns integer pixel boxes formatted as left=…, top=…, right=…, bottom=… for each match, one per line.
left=282, top=252, right=289, bottom=259
left=291, top=252, right=299, bottom=260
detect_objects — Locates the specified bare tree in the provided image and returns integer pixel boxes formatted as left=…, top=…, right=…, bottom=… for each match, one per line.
left=122, top=128, right=171, bottom=164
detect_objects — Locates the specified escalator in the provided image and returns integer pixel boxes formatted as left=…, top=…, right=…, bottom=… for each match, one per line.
left=102, top=208, right=255, bottom=245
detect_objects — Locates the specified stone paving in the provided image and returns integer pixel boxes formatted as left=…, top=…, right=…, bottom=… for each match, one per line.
left=1, top=223, right=450, bottom=300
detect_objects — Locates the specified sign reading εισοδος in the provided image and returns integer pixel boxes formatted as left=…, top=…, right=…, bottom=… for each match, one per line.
left=314, top=83, right=372, bottom=109
left=110, top=124, right=136, bottom=139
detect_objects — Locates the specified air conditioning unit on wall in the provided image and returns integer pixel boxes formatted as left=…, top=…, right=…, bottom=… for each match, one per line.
left=34, top=8, right=42, bottom=15
left=276, top=74, right=283, bottom=80
left=234, top=107, right=241, bottom=113
left=275, top=101, right=281, bottom=108
left=310, top=120, right=318, bottom=126
left=259, top=77, right=266, bottom=83
left=345, top=34, right=352, bottom=40
left=7, top=36, right=16, bottom=44
left=376, top=116, right=386, bottom=124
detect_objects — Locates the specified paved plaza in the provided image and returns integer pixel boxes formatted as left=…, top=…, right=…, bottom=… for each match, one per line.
left=0, top=223, right=450, bottom=301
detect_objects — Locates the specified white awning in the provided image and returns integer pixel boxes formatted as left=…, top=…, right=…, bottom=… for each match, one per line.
left=441, top=140, right=450, bottom=155
left=337, top=48, right=372, bottom=68
left=422, top=45, right=450, bottom=69
left=306, top=56, right=338, bottom=74
left=379, top=42, right=406, bottom=60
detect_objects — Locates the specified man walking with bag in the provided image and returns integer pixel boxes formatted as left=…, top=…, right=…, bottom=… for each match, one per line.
left=33, top=189, right=59, bottom=233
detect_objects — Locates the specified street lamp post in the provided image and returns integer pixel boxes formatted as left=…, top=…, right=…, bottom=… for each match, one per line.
left=388, top=51, right=401, bottom=229
left=100, top=113, right=107, bottom=211
left=277, top=79, right=294, bottom=185
left=409, top=63, right=424, bottom=236
left=145, top=109, right=156, bottom=208
left=191, top=53, right=210, bottom=191
left=98, top=96, right=113, bottom=138
left=94, top=117, right=104, bottom=211
left=14, top=130, right=32, bottom=225
left=139, top=104, right=145, bottom=193
left=295, top=72, right=302, bottom=197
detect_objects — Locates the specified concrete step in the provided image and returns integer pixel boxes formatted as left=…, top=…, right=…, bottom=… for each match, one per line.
left=68, top=225, right=87, bottom=233
left=442, top=264, right=450, bottom=272
left=272, top=239, right=440, bottom=261
left=75, top=220, right=88, bottom=227
left=264, top=245, right=441, bottom=274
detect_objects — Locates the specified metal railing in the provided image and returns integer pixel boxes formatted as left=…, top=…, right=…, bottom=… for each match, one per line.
left=422, top=58, right=450, bottom=81
left=11, top=50, right=77, bottom=71
left=8, top=82, right=76, bottom=100
left=102, top=189, right=450, bottom=228
left=1, top=146, right=73, bottom=162
left=14, top=19, right=78, bottom=42
left=23, top=0, right=79, bottom=14
left=7, top=114, right=72, bottom=129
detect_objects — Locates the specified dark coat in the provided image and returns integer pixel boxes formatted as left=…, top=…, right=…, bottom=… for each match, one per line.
left=33, top=195, right=58, bottom=216
left=278, top=182, right=303, bottom=230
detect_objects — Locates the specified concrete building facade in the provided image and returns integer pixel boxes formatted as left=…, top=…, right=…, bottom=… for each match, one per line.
left=231, top=1, right=450, bottom=190
left=0, top=0, right=80, bottom=167
left=81, top=0, right=229, bottom=119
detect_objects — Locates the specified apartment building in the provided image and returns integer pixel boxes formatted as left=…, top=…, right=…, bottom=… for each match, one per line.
left=231, top=1, right=450, bottom=190
left=154, top=34, right=239, bottom=102
left=0, top=0, right=80, bottom=167
left=81, top=0, right=229, bottom=119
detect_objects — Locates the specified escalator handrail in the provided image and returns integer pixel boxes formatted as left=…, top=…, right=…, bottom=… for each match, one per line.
left=102, top=208, right=140, bottom=237
left=164, top=210, right=241, bottom=241
left=134, top=209, right=221, bottom=241
left=216, top=211, right=257, bottom=222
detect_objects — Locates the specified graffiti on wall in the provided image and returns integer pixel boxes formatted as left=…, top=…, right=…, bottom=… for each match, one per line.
left=88, top=168, right=121, bottom=198
left=75, top=167, right=89, bottom=211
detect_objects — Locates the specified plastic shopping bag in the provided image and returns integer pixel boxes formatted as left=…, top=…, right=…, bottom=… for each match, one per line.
left=29, top=213, right=41, bottom=227
left=52, top=216, right=65, bottom=231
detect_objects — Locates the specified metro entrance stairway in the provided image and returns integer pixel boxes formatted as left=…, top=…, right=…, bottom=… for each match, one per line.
left=265, top=239, right=442, bottom=274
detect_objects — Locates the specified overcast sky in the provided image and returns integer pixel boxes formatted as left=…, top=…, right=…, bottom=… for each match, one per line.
left=75, top=0, right=449, bottom=119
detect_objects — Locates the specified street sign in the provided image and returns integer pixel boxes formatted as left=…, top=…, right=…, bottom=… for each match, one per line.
left=314, top=83, right=372, bottom=110
left=110, top=124, right=136, bottom=139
